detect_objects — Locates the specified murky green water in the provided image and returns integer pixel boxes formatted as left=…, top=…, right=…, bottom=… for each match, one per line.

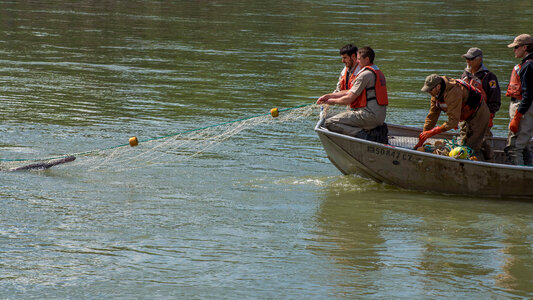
left=2, top=0, right=533, bottom=298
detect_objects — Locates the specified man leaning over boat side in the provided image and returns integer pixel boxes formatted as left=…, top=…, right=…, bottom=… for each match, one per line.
left=460, top=47, right=501, bottom=161
left=316, top=46, right=388, bottom=141
left=416, top=74, right=490, bottom=158
left=505, top=34, right=533, bottom=165
left=334, top=44, right=361, bottom=93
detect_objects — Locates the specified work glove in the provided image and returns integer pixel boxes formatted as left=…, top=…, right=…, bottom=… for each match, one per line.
left=509, top=112, right=523, bottom=133
left=414, top=126, right=444, bottom=149
left=488, top=113, right=494, bottom=128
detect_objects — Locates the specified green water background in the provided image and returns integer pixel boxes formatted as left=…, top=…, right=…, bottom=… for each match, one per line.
left=1, top=0, right=533, bottom=298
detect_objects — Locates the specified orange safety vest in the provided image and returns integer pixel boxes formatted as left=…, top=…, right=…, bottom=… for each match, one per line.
left=349, top=65, right=388, bottom=109
left=505, top=60, right=533, bottom=100
left=338, top=67, right=357, bottom=90
left=463, top=73, right=488, bottom=102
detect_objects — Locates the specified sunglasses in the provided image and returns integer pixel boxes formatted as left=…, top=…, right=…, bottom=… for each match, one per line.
left=514, top=45, right=522, bottom=49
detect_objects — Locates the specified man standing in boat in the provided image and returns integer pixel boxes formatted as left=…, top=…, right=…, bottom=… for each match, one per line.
left=460, top=47, right=501, bottom=161
left=505, top=34, right=533, bottom=165
left=416, top=74, right=490, bottom=157
left=316, top=46, right=388, bottom=140
left=334, top=44, right=360, bottom=92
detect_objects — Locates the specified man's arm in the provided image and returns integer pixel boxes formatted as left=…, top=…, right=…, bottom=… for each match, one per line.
left=423, top=97, right=441, bottom=131
left=318, top=69, right=374, bottom=106
left=517, top=62, right=533, bottom=115
left=324, top=91, right=357, bottom=105
left=316, top=90, right=354, bottom=105
left=484, top=72, right=501, bottom=114
left=316, top=90, right=351, bottom=104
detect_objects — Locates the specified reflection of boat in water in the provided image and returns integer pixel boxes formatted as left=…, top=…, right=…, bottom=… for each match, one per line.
left=315, top=118, right=533, bottom=198
left=312, top=184, right=533, bottom=296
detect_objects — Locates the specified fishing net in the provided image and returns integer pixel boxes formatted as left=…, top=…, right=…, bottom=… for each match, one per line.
left=0, top=104, right=318, bottom=172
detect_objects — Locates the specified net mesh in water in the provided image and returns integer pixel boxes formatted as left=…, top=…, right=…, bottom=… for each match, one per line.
left=0, top=104, right=318, bottom=172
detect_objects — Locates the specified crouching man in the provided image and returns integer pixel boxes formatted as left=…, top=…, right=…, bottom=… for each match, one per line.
left=316, top=46, right=388, bottom=143
left=416, top=74, right=490, bottom=158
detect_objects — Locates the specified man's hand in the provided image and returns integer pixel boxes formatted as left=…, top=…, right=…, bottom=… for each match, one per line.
left=414, top=126, right=444, bottom=149
left=316, top=95, right=330, bottom=105
left=509, top=112, right=523, bottom=133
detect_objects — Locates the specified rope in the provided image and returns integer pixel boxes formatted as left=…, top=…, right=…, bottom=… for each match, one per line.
left=444, top=137, right=474, bottom=157
left=0, top=103, right=314, bottom=162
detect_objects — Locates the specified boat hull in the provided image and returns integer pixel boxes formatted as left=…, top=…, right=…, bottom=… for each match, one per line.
left=316, top=121, right=533, bottom=198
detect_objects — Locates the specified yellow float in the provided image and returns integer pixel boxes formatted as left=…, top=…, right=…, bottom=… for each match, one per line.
left=270, top=107, right=279, bottom=118
left=449, top=146, right=467, bottom=159
left=129, top=136, right=139, bottom=147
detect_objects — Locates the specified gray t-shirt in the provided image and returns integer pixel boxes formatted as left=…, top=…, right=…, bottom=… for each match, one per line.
left=349, top=68, right=376, bottom=100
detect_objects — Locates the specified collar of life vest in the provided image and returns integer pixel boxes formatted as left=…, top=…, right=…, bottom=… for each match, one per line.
left=356, top=64, right=379, bottom=76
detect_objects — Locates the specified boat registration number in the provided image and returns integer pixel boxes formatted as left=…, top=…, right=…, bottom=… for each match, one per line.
left=367, top=145, right=413, bottom=161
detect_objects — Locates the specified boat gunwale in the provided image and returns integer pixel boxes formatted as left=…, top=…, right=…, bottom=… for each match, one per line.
left=314, top=119, right=533, bottom=171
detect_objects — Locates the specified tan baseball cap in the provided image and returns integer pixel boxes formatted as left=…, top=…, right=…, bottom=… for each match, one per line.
left=508, top=34, right=533, bottom=48
left=421, top=74, right=442, bottom=92
left=462, top=47, right=483, bottom=59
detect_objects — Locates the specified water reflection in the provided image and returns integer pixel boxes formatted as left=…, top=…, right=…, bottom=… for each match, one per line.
left=312, top=176, right=533, bottom=297
left=2, top=0, right=533, bottom=297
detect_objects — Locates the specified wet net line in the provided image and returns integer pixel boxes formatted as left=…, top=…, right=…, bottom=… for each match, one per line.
left=0, top=104, right=317, bottom=171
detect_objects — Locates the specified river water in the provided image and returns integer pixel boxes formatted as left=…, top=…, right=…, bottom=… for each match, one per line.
left=1, top=0, right=533, bottom=298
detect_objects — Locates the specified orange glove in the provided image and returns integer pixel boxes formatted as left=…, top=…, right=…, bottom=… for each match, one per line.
left=509, top=112, right=523, bottom=133
left=488, top=113, right=494, bottom=128
left=414, top=126, right=444, bottom=149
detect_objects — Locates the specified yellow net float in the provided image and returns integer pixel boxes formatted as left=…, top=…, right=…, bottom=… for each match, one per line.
left=129, top=136, right=139, bottom=147
left=449, top=146, right=468, bottom=159
left=270, top=107, right=279, bottom=118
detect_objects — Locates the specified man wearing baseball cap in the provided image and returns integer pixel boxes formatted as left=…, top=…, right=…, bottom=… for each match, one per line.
left=460, top=47, right=501, bottom=161
left=505, top=34, right=533, bottom=165
left=415, top=74, right=490, bottom=157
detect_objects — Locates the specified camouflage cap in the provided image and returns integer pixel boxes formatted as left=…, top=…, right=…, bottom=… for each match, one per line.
left=462, top=47, right=483, bottom=59
left=421, top=74, right=442, bottom=93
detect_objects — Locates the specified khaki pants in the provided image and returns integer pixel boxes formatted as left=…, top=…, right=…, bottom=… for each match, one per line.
left=324, top=101, right=387, bottom=136
left=460, top=101, right=490, bottom=156
left=506, top=100, right=533, bottom=165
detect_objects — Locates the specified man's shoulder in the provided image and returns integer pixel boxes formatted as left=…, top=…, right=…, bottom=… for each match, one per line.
left=484, top=70, right=497, bottom=77
left=521, top=60, right=533, bottom=80
left=481, top=70, right=499, bottom=82
left=359, top=68, right=376, bottom=77
left=442, top=76, right=456, bottom=85
left=523, top=59, right=533, bottom=70
left=521, top=54, right=533, bottom=68
left=443, top=78, right=463, bottom=95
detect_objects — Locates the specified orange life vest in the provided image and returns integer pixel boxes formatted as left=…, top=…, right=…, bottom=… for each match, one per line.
left=338, top=67, right=357, bottom=90
left=505, top=60, right=533, bottom=99
left=349, top=65, right=388, bottom=109
left=463, top=73, right=488, bottom=102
